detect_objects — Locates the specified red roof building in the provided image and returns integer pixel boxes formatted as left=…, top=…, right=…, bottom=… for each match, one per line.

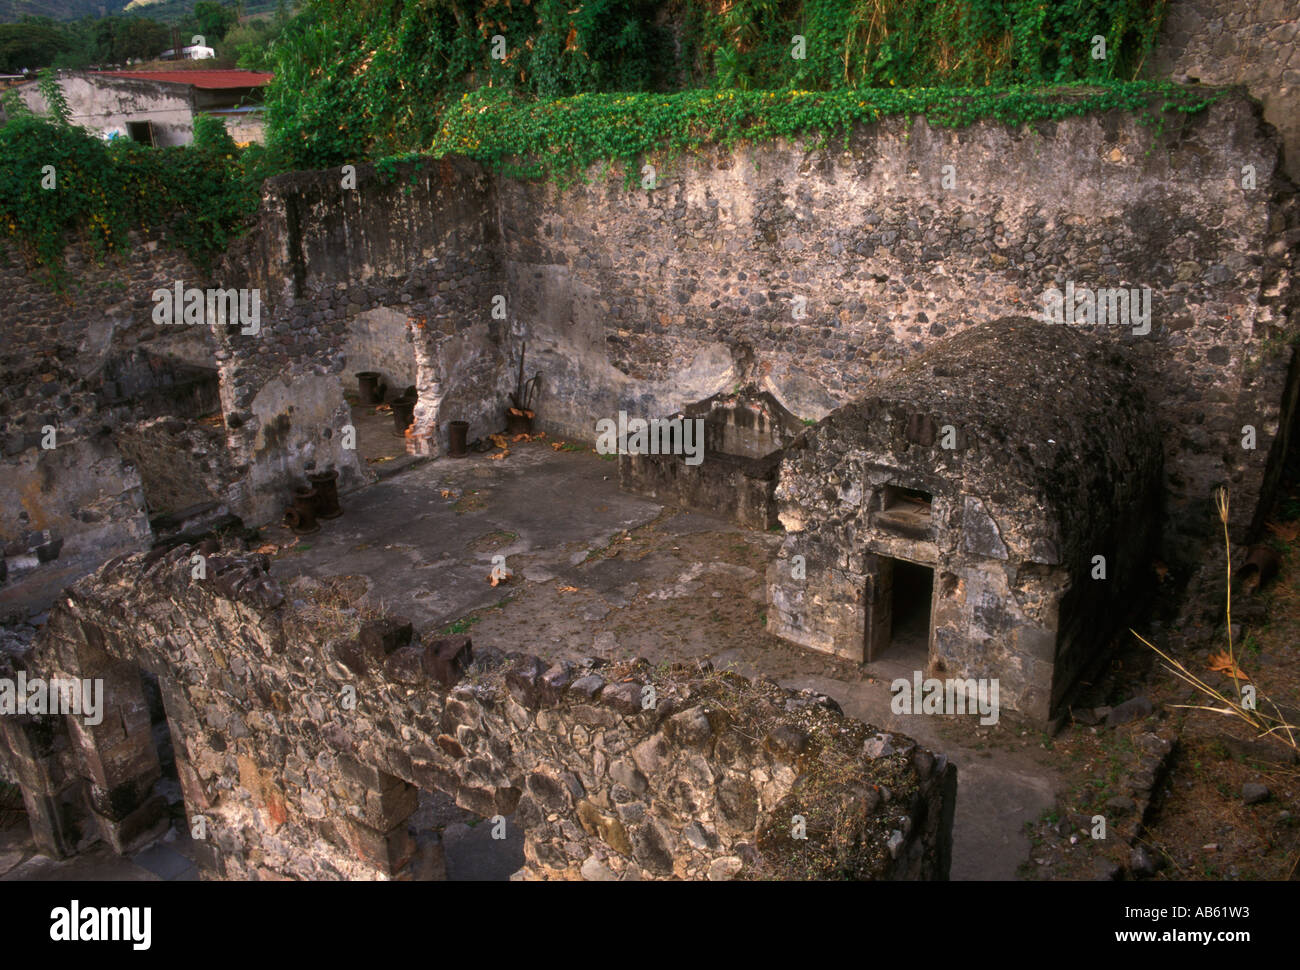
left=96, top=70, right=273, bottom=90
left=12, top=70, right=271, bottom=147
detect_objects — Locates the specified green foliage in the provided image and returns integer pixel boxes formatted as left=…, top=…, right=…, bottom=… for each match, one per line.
left=432, top=81, right=1221, bottom=185
left=263, top=0, right=673, bottom=170
left=680, top=0, right=1168, bottom=90
left=0, top=85, right=32, bottom=118
left=192, top=1, right=241, bottom=44
left=192, top=112, right=237, bottom=154
left=440, top=615, right=481, bottom=636
left=224, top=13, right=289, bottom=72
left=0, top=0, right=1206, bottom=289
left=0, top=112, right=259, bottom=285
left=37, top=74, right=72, bottom=126
left=0, top=14, right=173, bottom=72
left=265, top=0, right=1173, bottom=166
left=0, top=19, right=73, bottom=73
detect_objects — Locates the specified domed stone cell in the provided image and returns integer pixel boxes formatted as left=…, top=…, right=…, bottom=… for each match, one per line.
left=766, top=317, right=1164, bottom=723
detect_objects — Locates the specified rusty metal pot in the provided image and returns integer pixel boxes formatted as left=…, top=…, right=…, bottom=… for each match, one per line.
left=447, top=421, right=469, bottom=458
left=392, top=395, right=417, bottom=436
left=505, top=408, right=533, bottom=435
left=309, top=469, right=342, bottom=519
left=285, top=486, right=320, bottom=534
left=357, top=372, right=387, bottom=405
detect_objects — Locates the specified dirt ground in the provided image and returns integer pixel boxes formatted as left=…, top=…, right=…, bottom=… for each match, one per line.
left=1020, top=485, right=1300, bottom=881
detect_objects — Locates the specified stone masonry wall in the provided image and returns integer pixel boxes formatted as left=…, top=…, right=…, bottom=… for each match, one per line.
left=4, top=90, right=1296, bottom=630
left=1152, top=0, right=1300, bottom=181
left=497, top=95, right=1298, bottom=574
left=0, top=232, right=218, bottom=619
left=4, top=546, right=957, bottom=881
left=766, top=319, right=1165, bottom=721
left=215, top=157, right=508, bottom=524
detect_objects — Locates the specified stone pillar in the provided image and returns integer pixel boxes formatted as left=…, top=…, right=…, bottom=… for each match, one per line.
left=0, top=712, right=83, bottom=858
left=48, top=615, right=166, bottom=853
left=339, top=766, right=419, bottom=879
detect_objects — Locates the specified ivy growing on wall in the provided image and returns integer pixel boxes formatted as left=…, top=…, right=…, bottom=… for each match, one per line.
left=0, top=110, right=263, bottom=285
left=1, top=0, right=1190, bottom=279
left=431, top=81, right=1221, bottom=185
left=265, top=0, right=1172, bottom=168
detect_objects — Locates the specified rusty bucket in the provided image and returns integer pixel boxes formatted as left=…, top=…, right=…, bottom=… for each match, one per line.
left=448, top=421, right=469, bottom=458
left=392, top=395, right=417, bottom=436
left=285, top=486, right=320, bottom=535
left=357, top=372, right=387, bottom=406
left=505, top=408, right=533, bottom=435
left=309, top=469, right=342, bottom=519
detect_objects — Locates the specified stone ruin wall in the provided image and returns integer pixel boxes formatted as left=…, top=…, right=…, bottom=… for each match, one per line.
left=0, top=547, right=957, bottom=880
left=500, top=95, right=1298, bottom=578
left=1151, top=0, right=1300, bottom=182
left=214, top=155, right=508, bottom=526
left=0, top=231, right=225, bottom=619
left=766, top=321, right=1167, bottom=720
left=2, top=90, right=1296, bottom=635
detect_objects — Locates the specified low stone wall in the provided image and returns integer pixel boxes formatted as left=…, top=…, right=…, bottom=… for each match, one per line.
left=3, top=546, right=956, bottom=881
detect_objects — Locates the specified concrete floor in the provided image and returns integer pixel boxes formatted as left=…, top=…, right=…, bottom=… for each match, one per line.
left=269, top=440, right=1061, bottom=880
left=0, top=816, right=200, bottom=883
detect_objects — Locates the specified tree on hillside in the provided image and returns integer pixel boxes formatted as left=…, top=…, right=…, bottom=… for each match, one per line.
left=222, top=16, right=284, bottom=72
left=0, top=20, right=72, bottom=73
left=188, top=2, right=240, bottom=44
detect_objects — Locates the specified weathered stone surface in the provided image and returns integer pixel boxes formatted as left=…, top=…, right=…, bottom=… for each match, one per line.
left=2, top=550, right=958, bottom=881
left=1106, top=696, right=1155, bottom=727
left=1242, top=782, right=1270, bottom=805
left=768, top=319, right=1165, bottom=723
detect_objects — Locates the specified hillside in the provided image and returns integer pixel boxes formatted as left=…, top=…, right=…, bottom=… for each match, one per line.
left=0, top=0, right=129, bottom=22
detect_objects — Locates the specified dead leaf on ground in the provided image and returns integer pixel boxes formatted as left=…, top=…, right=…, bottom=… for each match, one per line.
left=488, top=450, right=509, bottom=460
left=440, top=489, right=454, bottom=498
left=1208, top=650, right=1251, bottom=681
left=550, top=441, right=564, bottom=450
left=557, top=585, right=579, bottom=593
left=511, top=433, right=531, bottom=443
left=256, top=544, right=279, bottom=555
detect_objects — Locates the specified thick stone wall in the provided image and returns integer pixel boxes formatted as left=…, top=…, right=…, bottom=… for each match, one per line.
left=497, top=95, right=1297, bottom=572
left=767, top=319, right=1165, bottom=721
left=4, top=546, right=957, bottom=881
left=0, top=233, right=219, bottom=619
left=216, top=157, right=508, bottom=524
left=3, top=89, right=1295, bottom=632
left=1153, top=0, right=1300, bottom=181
